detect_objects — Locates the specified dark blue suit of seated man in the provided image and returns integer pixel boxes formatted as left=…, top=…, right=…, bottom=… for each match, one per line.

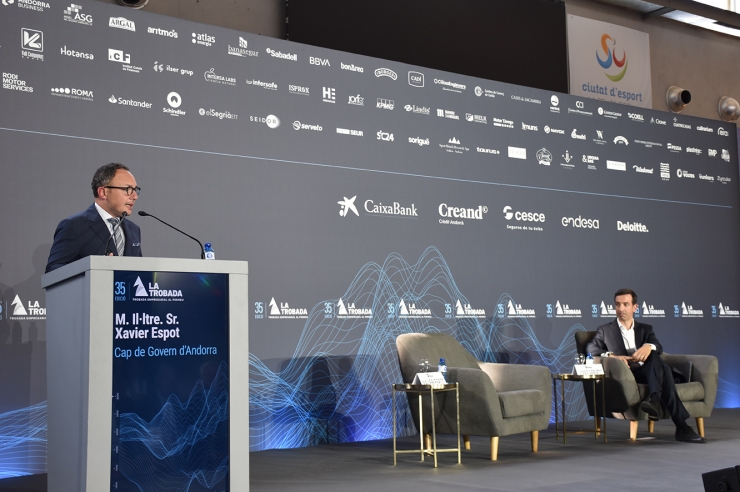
left=45, top=163, right=142, bottom=273
left=586, top=288, right=705, bottom=443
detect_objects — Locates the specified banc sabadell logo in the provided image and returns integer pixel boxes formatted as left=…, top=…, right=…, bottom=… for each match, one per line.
left=596, top=34, right=627, bottom=82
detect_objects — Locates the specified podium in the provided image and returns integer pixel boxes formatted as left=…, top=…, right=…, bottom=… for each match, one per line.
left=41, top=256, right=249, bottom=492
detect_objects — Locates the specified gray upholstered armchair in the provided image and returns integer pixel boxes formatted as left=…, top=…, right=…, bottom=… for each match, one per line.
left=575, top=331, right=718, bottom=440
left=396, top=332, right=551, bottom=460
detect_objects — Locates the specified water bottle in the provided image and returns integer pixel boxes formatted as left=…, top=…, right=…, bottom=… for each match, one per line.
left=438, top=357, right=447, bottom=382
left=204, top=242, right=215, bottom=260
left=586, top=353, right=594, bottom=366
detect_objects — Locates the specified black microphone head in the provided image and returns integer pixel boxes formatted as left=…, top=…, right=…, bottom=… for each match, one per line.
left=121, top=211, right=128, bottom=218
left=138, top=211, right=148, bottom=216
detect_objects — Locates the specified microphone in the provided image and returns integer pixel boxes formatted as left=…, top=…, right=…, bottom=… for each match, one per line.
left=138, top=210, right=205, bottom=259
left=105, top=211, right=127, bottom=256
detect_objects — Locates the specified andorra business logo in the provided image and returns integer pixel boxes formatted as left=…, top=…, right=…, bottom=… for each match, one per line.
left=596, top=34, right=627, bottom=82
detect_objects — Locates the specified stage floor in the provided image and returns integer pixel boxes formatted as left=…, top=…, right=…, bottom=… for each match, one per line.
left=3, top=408, right=738, bottom=491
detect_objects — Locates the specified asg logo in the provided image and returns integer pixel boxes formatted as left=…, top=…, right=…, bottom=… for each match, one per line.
left=64, top=4, right=93, bottom=25
left=597, top=33, right=627, bottom=82
left=309, top=56, right=330, bottom=66
left=338, top=196, right=359, bottom=217
left=408, top=71, right=424, bottom=87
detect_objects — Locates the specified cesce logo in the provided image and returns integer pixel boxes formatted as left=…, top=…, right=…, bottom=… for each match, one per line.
left=503, top=206, right=545, bottom=222
left=596, top=33, right=627, bottom=82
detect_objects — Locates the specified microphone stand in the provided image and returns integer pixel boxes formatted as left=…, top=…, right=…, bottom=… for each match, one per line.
left=138, top=210, right=205, bottom=259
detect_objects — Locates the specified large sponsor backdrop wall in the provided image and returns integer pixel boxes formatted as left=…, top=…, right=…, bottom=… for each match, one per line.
left=1, top=0, right=739, bottom=478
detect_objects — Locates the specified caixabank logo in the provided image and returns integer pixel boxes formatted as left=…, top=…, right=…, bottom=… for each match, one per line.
left=4, top=294, right=46, bottom=320
left=114, top=276, right=184, bottom=302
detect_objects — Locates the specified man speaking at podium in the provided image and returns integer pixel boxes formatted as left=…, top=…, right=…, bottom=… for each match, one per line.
left=45, top=163, right=142, bottom=273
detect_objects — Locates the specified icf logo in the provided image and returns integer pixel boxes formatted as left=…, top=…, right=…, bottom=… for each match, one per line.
left=596, top=34, right=627, bottom=82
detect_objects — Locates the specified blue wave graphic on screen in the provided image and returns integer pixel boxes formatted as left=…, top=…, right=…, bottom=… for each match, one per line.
left=118, top=361, right=229, bottom=492
left=249, top=246, right=589, bottom=451
left=0, top=401, right=46, bottom=479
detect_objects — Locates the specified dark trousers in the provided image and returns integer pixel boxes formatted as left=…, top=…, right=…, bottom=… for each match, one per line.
left=631, top=352, right=690, bottom=426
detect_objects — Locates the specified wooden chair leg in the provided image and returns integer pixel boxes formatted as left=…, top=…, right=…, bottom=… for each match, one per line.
left=648, top=420, right=655, bottom=433
left=629, top=420, right=638, bottom=440
left=531, top=430, right=539, bottom=453
left=490, top=436, right=499, bottom=461
left=463, top=435, right=471, bottom=450
left=696, top=417, right=705, bottom=437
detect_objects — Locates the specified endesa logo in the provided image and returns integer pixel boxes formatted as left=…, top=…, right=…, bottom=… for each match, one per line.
left=561, top=215, right=599, bottom=229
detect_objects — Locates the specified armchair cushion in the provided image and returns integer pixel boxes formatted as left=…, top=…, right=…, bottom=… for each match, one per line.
left=499, top=390, right=546, bottom=418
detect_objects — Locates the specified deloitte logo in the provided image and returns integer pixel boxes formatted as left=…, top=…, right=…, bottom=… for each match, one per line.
left=617, top=221, right=648, bottom=232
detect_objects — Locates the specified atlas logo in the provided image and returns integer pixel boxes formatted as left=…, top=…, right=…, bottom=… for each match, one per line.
left=338, top=196, right=359, bottom=217
left=192, top=32, right=215, bottom=47
left=309, top=56, right=330, bottom=66
left=596, top=33, right=627, bottom=82
left=408, top=71, right=424, bottom=87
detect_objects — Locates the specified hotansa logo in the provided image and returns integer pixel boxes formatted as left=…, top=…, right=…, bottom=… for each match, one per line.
left=132, top=276, right=183, bottom=299
left=597, top=33, right=627, bottom=82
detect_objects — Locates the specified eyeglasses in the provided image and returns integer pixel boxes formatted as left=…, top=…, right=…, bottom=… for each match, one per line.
left=105, top=185, right=141, bottom=196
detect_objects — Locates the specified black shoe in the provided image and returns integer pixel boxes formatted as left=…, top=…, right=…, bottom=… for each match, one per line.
left=675, top=426, right=706, bottom=443
left=640, top=398, right=660, bottom=418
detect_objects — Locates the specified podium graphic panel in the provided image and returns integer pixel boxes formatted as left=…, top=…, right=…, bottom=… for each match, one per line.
left=111, top=271, right=230, bottom=492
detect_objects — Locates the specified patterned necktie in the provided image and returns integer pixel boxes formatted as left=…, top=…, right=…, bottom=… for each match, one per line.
left=108, top=217, right=124, bottom=256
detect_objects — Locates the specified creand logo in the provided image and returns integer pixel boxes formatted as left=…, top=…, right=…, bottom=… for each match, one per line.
left=596, top=33, right=627, bottom=82
left=109, top=17, right=135, bottom=31
left=438, top=203, right=487, bottom=221
left=132, top=277, right=183, bottom=299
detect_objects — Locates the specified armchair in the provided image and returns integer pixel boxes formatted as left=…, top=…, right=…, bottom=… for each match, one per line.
left=575, top=331, right=718, bottom=440
left=396, top=332, right=551, bottom=460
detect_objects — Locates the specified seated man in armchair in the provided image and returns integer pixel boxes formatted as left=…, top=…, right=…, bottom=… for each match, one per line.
left=586, top=288, right=705, bottom=443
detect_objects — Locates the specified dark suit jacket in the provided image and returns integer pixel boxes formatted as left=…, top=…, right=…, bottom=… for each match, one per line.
left=586, top=320, right=663, bottom=360
left=45, top=203, right=142, bottom=273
